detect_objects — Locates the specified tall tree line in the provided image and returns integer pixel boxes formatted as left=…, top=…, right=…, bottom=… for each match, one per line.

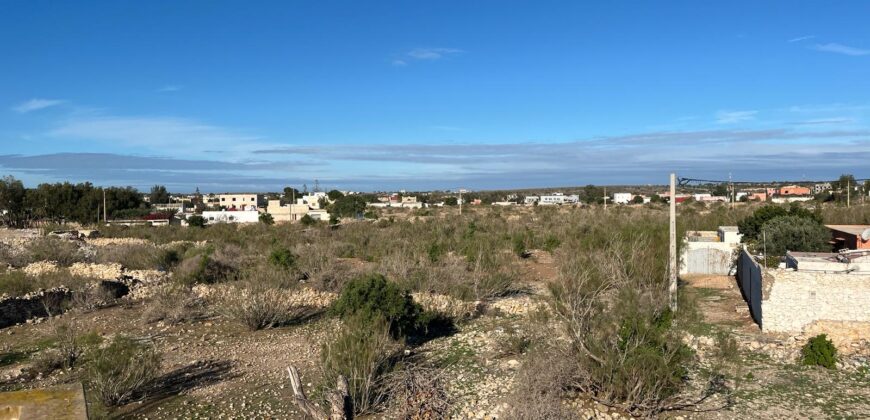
left=0, top=175, right=148, bottom=226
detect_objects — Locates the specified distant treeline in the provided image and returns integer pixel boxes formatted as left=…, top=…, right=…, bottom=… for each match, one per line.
left=0, top=175, right=148, bottom=227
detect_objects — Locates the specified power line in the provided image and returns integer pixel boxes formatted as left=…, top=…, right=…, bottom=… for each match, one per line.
left=677, top=176, right=870, bottom=186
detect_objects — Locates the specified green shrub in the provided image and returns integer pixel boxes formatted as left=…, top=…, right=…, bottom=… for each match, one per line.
left=321, top=315, right=398, bottom=414
left=259, top=213, right=274, bottom=225
left=300, top=214, right=317, bottom=226
left=331, top=274, right=423, bottom=339
left=187, top=215, right=206, bottom=228
left=801, top=334, right=838, bottom=369
left=88, top=336, right=161, bottom=406
left=268, top=248, right=297, bottom=270
left=25, top=237, right=84, bottom=267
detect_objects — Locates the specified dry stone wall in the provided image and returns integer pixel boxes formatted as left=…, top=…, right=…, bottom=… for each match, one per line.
left=762, top=269, right=870, bottom=333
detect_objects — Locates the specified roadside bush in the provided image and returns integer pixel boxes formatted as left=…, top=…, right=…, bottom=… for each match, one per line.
left=800, top=334, right=838, bottom=369
left=321, top=315, right=398, bottom=414
left=331, top=274, right=423, bottom=339
left=259, top=213, right=274, bottom=225
left=88, top=336, right=161, bottom=406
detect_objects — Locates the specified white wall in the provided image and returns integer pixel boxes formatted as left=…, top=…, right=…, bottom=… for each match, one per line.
left=762, top=269, right=870, bottom=333
left=202, top=210, right=260, bottom=224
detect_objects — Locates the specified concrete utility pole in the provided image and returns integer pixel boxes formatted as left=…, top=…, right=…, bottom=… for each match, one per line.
left=669, top=173, right=678, bottom=312
left=603, top=186, right=607, bottom=211
left=848, top=179, right=851, bottom=208
left=459, top=189, right=465, bottom=216
left=102, top=189, right=107, bottom=223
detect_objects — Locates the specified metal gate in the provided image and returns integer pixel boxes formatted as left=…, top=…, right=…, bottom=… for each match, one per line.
left=736, top=246, right=762, bottom=326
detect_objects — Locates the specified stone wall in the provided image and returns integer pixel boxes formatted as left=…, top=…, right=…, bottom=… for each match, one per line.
left=762, top=269, right=870, bottom=333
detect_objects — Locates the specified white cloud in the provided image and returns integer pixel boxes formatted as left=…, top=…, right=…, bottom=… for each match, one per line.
left=393, top=48, right=464, bottom=65
left=715, top=110, right=757, bottom=124
left=407, top=48, right=463, bottom=60
left=49, top=115, right=260, bottom=153
left=788, top=35, right=815, bottom=43
left=13, top=98, right=66, bottom=113
left=157, top=85, right=183, bottom=92
left=811, top=43, right=870, bottom=56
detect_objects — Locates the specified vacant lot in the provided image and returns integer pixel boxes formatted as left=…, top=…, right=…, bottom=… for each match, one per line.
left=1, top=203, right=869, bottom=419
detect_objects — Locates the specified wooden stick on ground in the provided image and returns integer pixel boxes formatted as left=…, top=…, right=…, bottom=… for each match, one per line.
left=286, top=366, right=352, bottom=420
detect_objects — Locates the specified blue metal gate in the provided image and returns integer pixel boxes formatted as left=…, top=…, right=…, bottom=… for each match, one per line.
left=736, top=246, right=762, bottom=327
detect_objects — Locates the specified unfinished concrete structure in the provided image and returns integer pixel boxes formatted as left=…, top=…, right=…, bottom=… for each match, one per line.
left=738, top=248, right=870, bottom=340
left=827, top=225, right=870, bottom=251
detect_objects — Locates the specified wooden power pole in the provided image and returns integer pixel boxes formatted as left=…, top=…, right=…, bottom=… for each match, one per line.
left=669, top=173, right=678, bottom=312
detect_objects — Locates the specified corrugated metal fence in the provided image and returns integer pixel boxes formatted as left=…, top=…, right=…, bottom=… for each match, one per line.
left=736, top=246, right=762, bottom=327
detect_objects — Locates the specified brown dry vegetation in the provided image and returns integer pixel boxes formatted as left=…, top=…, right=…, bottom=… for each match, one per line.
left=1, top=202, right=869, bottom=418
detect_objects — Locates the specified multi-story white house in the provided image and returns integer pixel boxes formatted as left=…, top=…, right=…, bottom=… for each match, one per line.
left=613, top=193, right=633, bottom=204
left=217, top=193, right=264, bottom=210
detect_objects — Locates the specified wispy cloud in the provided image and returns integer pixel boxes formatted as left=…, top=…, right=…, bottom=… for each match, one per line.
left=157, top=85, right=183, bottom=92
left=788, top=35, right=815, bottom=43
left=49, top=115, right=261, bottom=152
left=715, top=110, right=757, bottom=124
left=791, top=118, right=853, bottom=126
left=13, top=98, right=66, bottom=113
left=393, top=47, right=464, bottom=66
left=811, top=43, right=870, bottom=56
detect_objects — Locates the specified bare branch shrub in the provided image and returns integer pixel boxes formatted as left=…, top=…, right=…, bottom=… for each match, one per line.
left=212, top=282, right=318, bottom=331
left=142, top=283, right=205, bottom=325
left=88, top=335, right=161, bottom=406
left=321, top=315, right=399, bottom=415
left=550, top=232, right=694, bottom=416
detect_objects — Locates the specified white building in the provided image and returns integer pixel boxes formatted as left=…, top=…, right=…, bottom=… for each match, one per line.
left=201, top=210, right=261, bottom=224
left=539, top=193, right=578, bottom=205
left=524, top=196, right=540, bottom=205
left=613, top=193, right=633, bottom=204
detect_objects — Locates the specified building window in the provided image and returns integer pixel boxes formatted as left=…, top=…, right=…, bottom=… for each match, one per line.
left=232, top=198, right=236, bottom=201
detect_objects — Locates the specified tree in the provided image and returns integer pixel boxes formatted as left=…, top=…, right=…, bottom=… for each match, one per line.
left=283, top=187, right=301, bottom=204
left=187, top=215, right=206, bottom=228
left=0, top=176, right=26, bottom=226
left=711, top=184, right=729, bottom=197
left=737, top=204, right=822, bottom=240
left=650, top=194, right=664, bottom=204
left=300, top=214, right=317, bottom=226
left=331, top=195, right=367, bottom=217
left=149, top=185, right=170, bottom=204
left=761, top=215, right=829, bottom=256
left=582, top=185, right=604, bottom=205
left=259, top=212, right=274, bottom=225
left=444, top=197, right=458, bottom=206
left=631, top=195, right=645, bottom=204
left=327, top=189, right=345, bottom=201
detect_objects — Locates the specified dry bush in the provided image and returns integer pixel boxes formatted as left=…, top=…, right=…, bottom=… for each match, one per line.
left=550, top=232, right=695, bottom=416
left=504, top=346, right=576, bottom=420
left=321, top=315, right=399, bottom=415
left=23, top=237, right=85, bottom=267
left=385, top=361, right=451, bottom=419
left=142, top=284, right=204, bottom=325
left=173, top=245, right=240, bottom=285
left=88, top=335, right=161, bottom=407
left=212, top=283, right=318, bottom=330
left=93, top=244, right=161, bottom=270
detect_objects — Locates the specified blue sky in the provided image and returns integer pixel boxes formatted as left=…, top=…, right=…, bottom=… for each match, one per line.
left=2, top=1, right=870, bottom=192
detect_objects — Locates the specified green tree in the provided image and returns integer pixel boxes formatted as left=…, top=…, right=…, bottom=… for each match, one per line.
left=738, top=204, right=822, bottom=240
left=259, top=212, right=274, bottom=225
left=187, top=215, right=206, bottom=228
left=760, top=215, right=829, bottom=256
left=631, top=195, right=645, bottom=204
left=444, top=197, right=458, bottom=206
left=711, top=184, right=729, bottom=197
left=582, top=185, right=604, bottom=205
left=327, top=189, right=345, bottom=201
left=0, top=175, right=27, bottom=226
left=331, top=195, right=367, bottom=217
left=299, top=214, right=317, bottom=226
left=149, top=185, right=170, bottom=204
